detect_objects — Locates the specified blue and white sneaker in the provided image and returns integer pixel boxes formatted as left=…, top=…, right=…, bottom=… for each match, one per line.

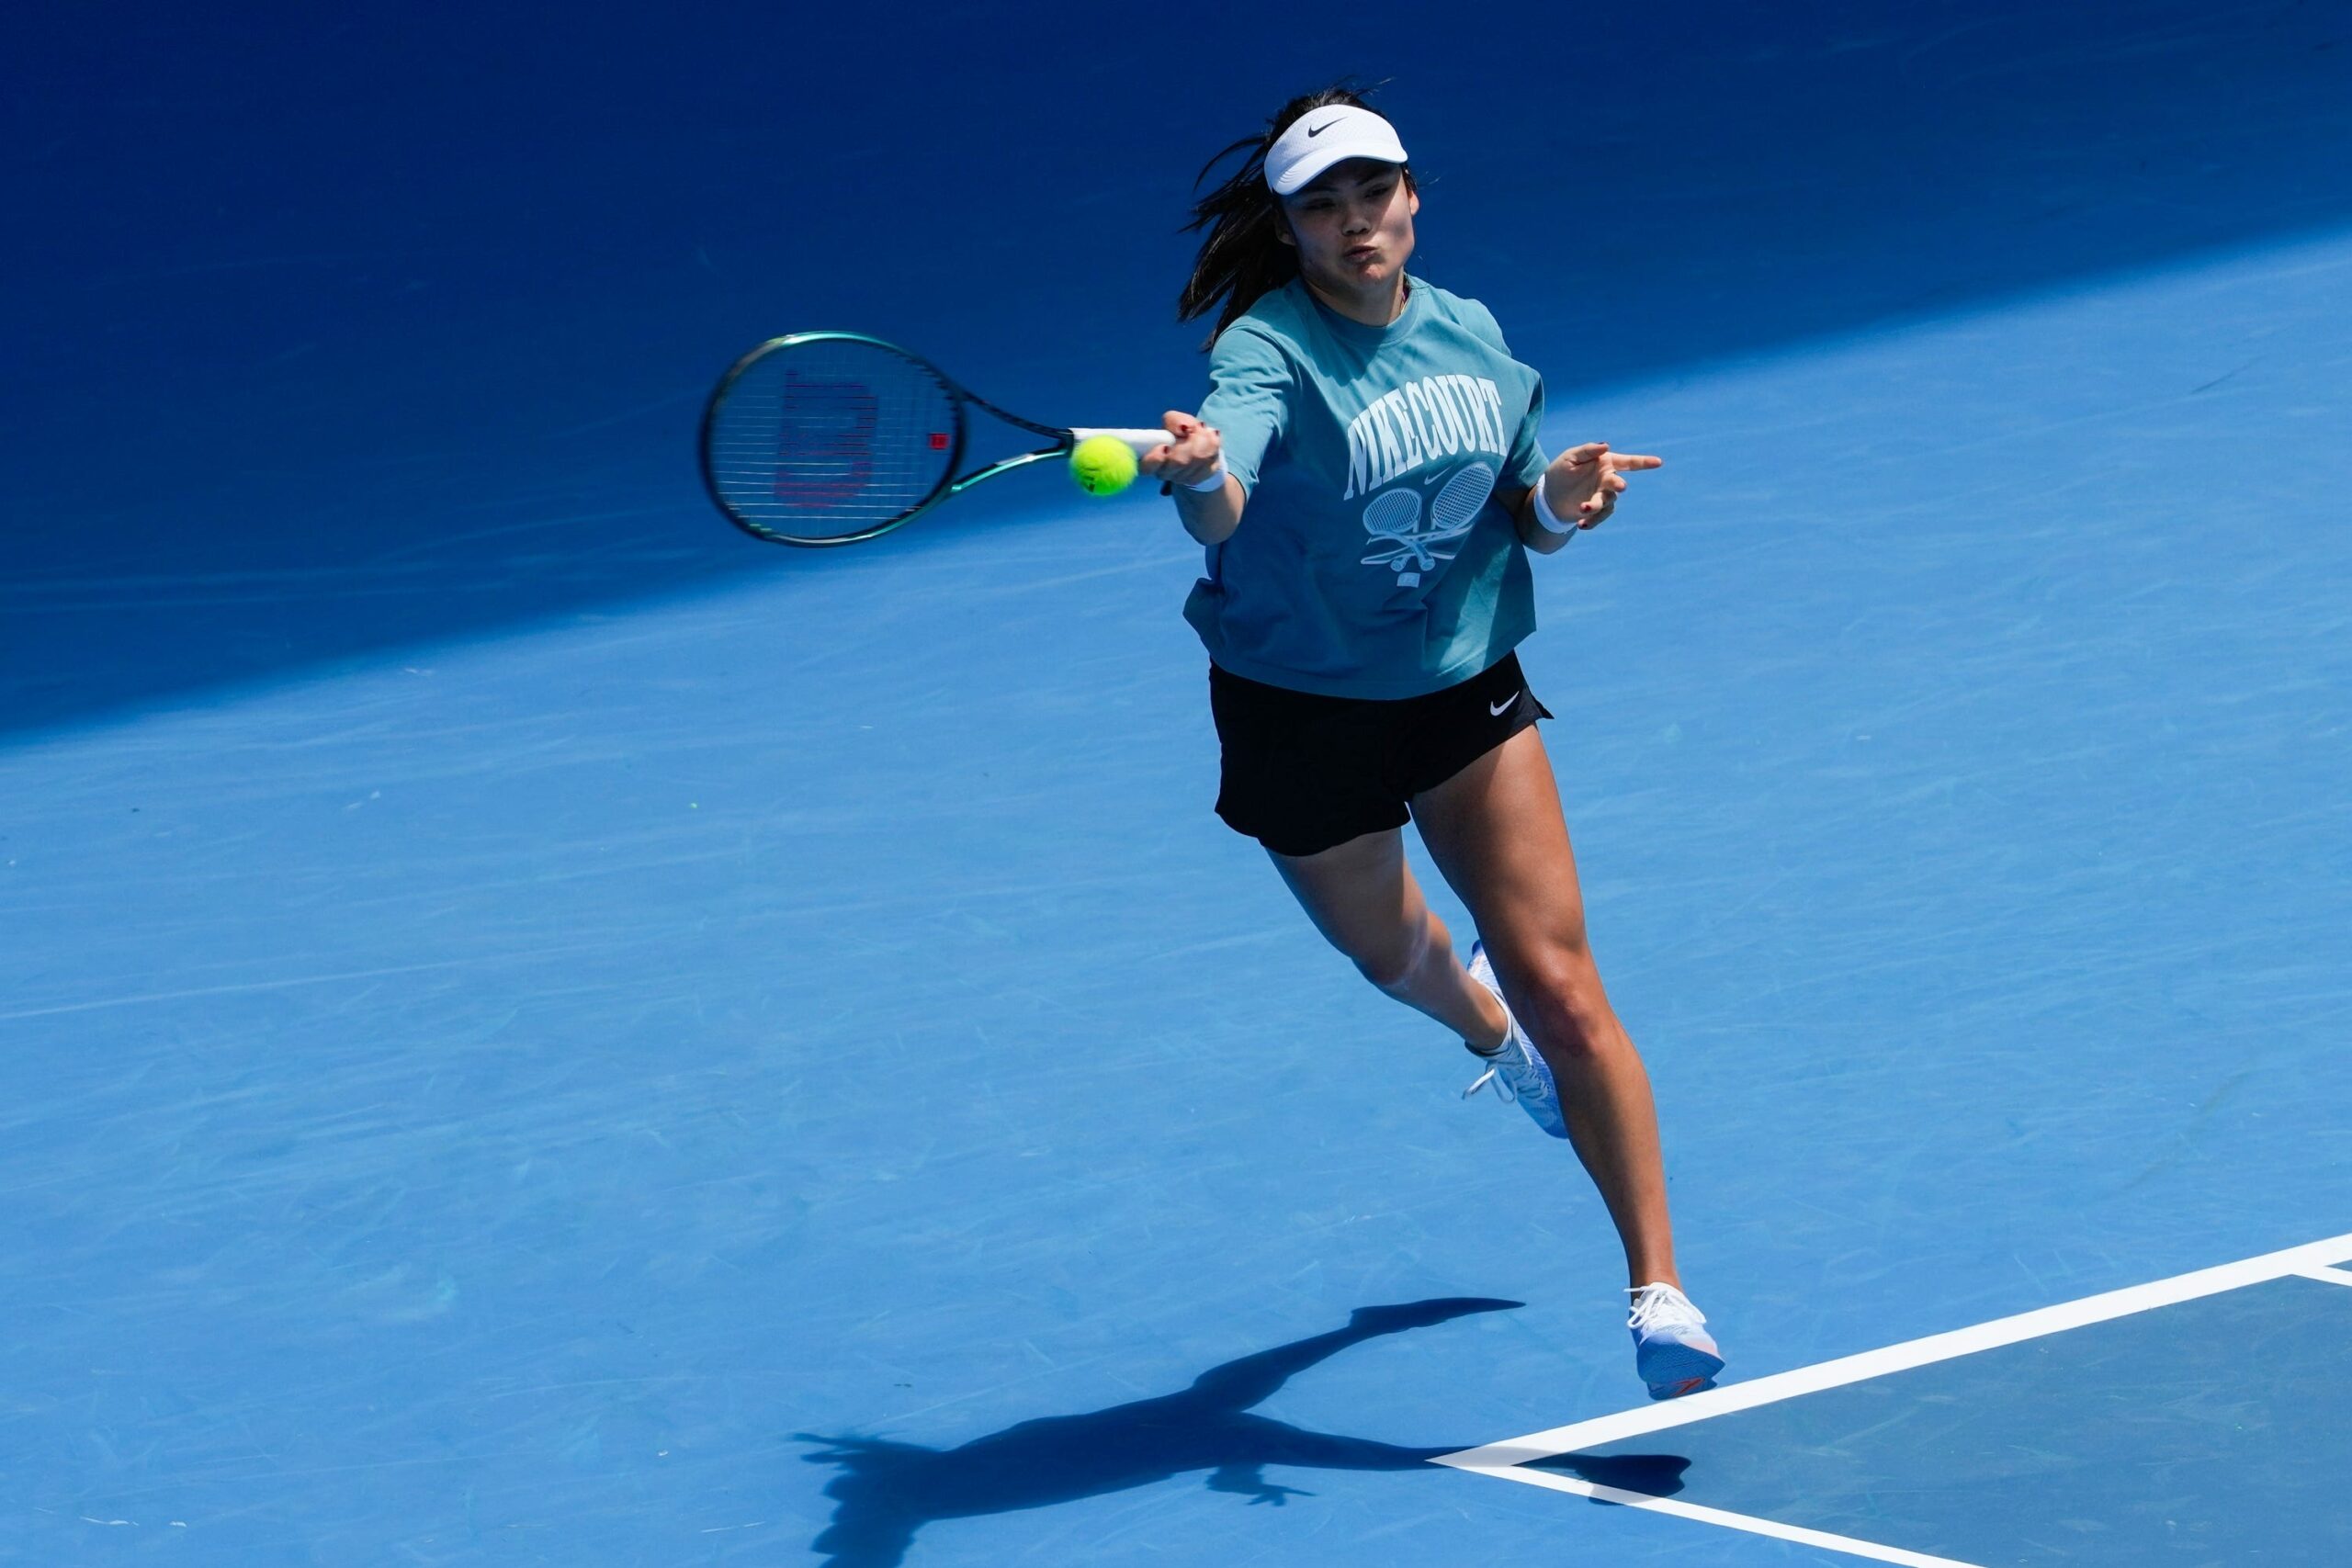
left=1459, top=941, right=1568, bottom=1139
left=1629, top=1281, right=1724, bottom=1400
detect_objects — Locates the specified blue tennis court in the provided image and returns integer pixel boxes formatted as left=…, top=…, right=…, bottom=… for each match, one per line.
left=7, top=2, right=2351, bottom=1562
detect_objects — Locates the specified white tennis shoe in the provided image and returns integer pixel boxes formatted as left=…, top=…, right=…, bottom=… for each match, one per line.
left=1629, top=1281, right=1724, bottom=1400
left=1459, top=941, right=1568, bottom=1139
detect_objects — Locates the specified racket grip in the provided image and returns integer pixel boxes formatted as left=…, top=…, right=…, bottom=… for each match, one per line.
left=1069, top=427, right=1176, bottom=457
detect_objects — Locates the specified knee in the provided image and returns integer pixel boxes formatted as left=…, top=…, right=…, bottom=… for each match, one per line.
left=1350, top=913, right=1435, bottom=992
left=1492, top=934, right=1612, bottom=1055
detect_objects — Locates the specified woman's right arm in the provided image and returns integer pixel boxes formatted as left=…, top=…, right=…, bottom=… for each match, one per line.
left=1140, top=412, right=1242, bottom=546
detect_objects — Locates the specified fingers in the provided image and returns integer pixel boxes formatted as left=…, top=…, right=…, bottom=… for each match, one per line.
left=1566, top=444, right=1663, bottom=520
left=1577, top=470, right=1627, bottom=525
left=1139, top=417, right=1221, bottom=486
left=1152, top=412, right=1216, bottom=463
left=1577, top=476, right=1626, bottom=518
left=1570, top=463, right=1628, bottom=517
left=1138, top=447, right=1187, bottom=478
left=1566, top=443, right=1664, bottom=471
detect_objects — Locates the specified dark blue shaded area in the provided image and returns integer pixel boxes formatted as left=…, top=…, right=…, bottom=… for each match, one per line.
left=1561, top=1277, right=2352, bottom=1562
left=6, top=0, right=2350, bottom=737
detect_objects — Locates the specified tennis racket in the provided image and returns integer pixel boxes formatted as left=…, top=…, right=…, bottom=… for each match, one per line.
left=698, top=332, right=1175, bottom=547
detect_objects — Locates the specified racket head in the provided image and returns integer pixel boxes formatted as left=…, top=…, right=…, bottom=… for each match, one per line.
left=1361, top=487, right=1422, bottom=538
left=699, top=333, right=968, bottom=547
left=1429, top=460, right=1498, bottom=534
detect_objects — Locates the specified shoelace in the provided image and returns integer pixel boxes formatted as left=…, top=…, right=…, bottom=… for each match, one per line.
left=1461, top=1046, right=1517, bottom=1103
left=1627, top=1283, right=1706, bottom=1335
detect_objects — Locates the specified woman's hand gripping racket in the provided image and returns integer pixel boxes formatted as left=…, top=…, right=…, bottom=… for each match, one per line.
left=698, top=332, right=1176, bottom=547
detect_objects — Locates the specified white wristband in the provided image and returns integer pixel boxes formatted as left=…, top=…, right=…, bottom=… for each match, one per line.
left=1530, top=476, right=1577, bottom=536
left=1178, top=453, right=1229, bottom=493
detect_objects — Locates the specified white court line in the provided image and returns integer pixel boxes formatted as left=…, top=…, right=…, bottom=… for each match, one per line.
left=1468, top=1467, right=1988, bottom=1568
left=1441, top=1229, right=2352, bottom=1466
left=1435, top=1229, right=2352, bottom=1565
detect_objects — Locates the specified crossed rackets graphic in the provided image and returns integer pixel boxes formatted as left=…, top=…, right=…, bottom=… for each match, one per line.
left=1360, top=461, right=1497, bottom=587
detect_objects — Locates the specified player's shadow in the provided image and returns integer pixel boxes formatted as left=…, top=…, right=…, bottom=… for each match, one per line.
left=798, top=1296, right=1691, bottom=1566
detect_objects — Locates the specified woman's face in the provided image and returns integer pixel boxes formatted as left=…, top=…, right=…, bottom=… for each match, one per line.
left=1279, top=157, right=1418, bottom=297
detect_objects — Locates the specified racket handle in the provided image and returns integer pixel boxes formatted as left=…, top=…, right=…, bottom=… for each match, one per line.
left=1069, top=426, right=1175, bottom=457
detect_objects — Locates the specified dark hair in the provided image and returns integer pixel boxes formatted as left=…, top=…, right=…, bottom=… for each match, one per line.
left=1177, top=81, right=1415, bottom=347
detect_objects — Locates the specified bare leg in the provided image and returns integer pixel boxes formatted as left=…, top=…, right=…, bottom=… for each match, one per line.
left=1411, top=728, right=1680, bottom=1291
left=1267, top=828, right=1509, bottom=1054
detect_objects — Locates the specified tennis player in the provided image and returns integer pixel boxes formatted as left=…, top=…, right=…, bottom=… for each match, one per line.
left=1139, top=88, right=1724, bottom=1400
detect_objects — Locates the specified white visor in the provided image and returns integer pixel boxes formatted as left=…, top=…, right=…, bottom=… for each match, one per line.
left=1262, top=105, right=1409, bottom=197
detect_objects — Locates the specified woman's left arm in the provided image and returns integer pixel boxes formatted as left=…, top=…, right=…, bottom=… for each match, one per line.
left=1506, top=441, right=1665, bottom=556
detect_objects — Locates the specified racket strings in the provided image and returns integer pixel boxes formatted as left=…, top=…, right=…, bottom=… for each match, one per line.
left=705, top=339, right=960, bottom=542
left=1429, top=461, right=1498, bottom=534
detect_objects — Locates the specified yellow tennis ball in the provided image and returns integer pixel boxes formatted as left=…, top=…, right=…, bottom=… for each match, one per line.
left=1069, top=434, right=1139, bottom=497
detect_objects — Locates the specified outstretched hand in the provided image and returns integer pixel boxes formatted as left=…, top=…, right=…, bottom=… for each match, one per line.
left=1544, top=442, right=1662, bottom=529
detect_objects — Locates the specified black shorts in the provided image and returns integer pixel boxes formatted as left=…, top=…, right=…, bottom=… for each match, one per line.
left=1208, top=651, right=1554, bottom=858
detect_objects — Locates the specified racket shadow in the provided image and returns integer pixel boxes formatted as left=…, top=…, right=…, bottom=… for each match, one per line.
left=797, top=1296, right=1521, bottom=1567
